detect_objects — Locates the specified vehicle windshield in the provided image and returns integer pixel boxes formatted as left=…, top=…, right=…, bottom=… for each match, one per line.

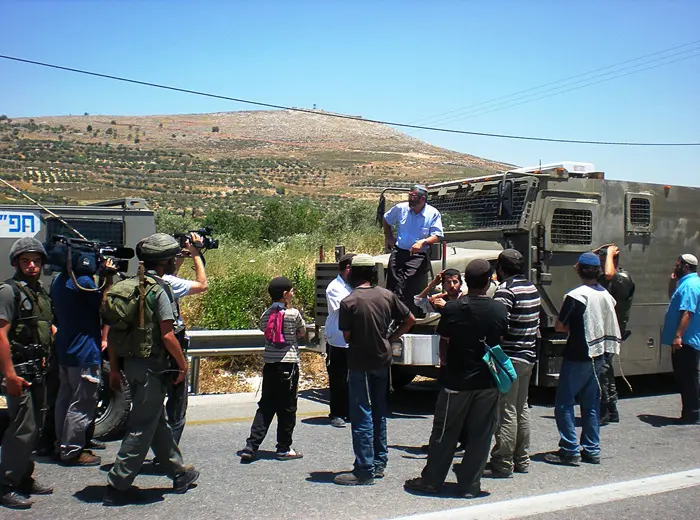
left=428, top=178, right=532, bottom=231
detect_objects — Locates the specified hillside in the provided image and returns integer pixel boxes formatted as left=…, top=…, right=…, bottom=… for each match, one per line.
left=0, top=110, right=512, bottom=213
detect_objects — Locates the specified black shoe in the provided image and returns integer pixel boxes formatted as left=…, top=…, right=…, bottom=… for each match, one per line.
left=173, top=468, right=200, bottom=494
left=599, top=411, right=610, bottom=427
left=543, top=450, right=581, bottom=466
left=374, top=467, right=385, bottom=479
left=1, top=489, right=33, bottom=509
left=18, top=477, right=54, bottom=496
left=238, top=446, right=257, bottom=463
left=581, top=451, right=601, bottom=464
left=334, top=472, right=375, bottom=486
left=673, top=416, right=700, bottom=425
left=330, top=417, right=347, bottom=428
left=34, top=445, right=55, bottom=457
left=458, top=483, right=484, bottom=499
left=514, top=464, right=530, bottom=474
left=103, top=485, right=145, bottom=507
left=87, top=440, right=107, bottom=450
left=608, top=413, right=620, bottom=423
left=486, top=467, right=513, bottom=479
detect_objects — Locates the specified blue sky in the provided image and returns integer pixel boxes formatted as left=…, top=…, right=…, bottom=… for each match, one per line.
left=1, top=1, right=698, bottom=185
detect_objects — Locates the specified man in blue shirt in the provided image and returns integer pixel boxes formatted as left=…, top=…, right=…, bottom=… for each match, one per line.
left=661, top=253, right=700, bottom=425
left=383, top=184, right=443, bottom=315
left=52, top=262, right=114, bottom=467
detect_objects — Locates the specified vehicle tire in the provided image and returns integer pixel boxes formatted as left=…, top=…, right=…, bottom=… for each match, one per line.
left=390, top=366, right=416, bottom=390
left=93, top=361, right=131, bottom=440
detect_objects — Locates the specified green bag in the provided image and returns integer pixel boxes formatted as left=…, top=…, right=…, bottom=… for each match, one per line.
left=102, top=275, right=161, bottom=358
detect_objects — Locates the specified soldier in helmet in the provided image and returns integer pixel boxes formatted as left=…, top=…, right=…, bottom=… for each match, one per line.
left=103, top=233, right=199, bottom=506
left=0, top=238, right=54, bottom=510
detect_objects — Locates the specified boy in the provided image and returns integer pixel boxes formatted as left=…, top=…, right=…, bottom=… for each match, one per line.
left=239, top=277, right=306, bottom=462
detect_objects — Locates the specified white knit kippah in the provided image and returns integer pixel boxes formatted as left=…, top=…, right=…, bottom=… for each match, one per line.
left=681, top=253, right=698, bottom=266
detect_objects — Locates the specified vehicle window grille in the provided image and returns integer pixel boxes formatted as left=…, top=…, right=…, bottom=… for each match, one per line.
left=46, top=218, right=125, bottom=245
left=629, top=198, right=651, bottom=227
left=551, top=209, right=592, bottom=245
left=428, top=181, right=529, bottom=230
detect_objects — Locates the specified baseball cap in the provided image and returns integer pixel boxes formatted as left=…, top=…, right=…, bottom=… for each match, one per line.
left=681, top=253, right=698, bottom=266
left=464, top=258, right=492, bottom=278
left=410, top=184, right=428, bottom=196
left=351, top=254, right=376, bottom=267
left=578, top=252, right=601, bottom=267
left=498, top=249, right=524, bottom=271
left=338, top=253, right=356, bottom=265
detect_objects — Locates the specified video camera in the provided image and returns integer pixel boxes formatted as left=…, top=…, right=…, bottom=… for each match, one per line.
left=45, top=235, right=135, bottom=276
left=174, top=226, right=219, bottom=251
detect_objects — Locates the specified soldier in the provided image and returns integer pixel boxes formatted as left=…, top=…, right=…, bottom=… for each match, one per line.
left=0, top=238, right=54, bottom=510
left=593, top=244, right=635, bottom=425
left=103, top=234, right=199, bottom=506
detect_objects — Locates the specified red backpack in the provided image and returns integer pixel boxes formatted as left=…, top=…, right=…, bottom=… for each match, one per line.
left=264, top=308, right=287, bottom=348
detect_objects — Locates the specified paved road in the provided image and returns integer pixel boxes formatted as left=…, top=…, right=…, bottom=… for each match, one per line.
left=2, top=379, right=699, bottom=519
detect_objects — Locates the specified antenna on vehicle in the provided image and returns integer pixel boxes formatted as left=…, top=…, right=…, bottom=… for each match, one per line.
left=0, top=176, right=88, bottom=240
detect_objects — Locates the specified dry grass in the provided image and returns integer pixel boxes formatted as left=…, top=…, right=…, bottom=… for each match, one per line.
left=196, top=352, right=328, bottom=395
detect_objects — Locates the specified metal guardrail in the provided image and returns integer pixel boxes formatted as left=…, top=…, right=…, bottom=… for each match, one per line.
left=186, top=328, right=320, bottom=395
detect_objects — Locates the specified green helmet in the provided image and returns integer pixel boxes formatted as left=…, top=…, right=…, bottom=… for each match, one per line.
left=136, top=233, right=180, bottom=262
left=9, top=237, right=48, bottom=265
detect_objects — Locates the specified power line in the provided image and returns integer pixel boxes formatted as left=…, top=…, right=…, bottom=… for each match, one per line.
left=0, top=54, right=698, bottom=147
left=408, top=39, right=700, bottom=127
left=433, top=49, right=700, bottom=126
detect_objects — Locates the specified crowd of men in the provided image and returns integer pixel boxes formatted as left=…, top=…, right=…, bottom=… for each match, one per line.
left=1, top=183, right=699, bottom=508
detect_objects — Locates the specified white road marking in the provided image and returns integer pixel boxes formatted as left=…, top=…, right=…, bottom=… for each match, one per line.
left=393, top=468, right=700, bottom=520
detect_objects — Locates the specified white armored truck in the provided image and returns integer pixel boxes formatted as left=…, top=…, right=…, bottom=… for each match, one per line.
left=315, top=162, right=700, bottom=388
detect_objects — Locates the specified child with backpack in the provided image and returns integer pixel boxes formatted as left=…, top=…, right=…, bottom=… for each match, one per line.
left=239, top=276, right=306, bottom=462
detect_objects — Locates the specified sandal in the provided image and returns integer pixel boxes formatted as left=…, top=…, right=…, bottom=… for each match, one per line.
left=276, top=448, right=303, bottom=461
left=403, top=477, right=441, bottom=495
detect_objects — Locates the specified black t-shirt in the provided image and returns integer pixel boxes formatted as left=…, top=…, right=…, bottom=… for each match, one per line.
left=558, top=296, right=589, bottom=361
left=599, top=270, right=635, bottom=333
left=339, top=285, right=410, bottom=371
left=437, top=295, right=509, bottom=391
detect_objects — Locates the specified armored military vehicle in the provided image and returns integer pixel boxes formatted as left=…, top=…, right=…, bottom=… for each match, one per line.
left=315, top=162, right=700, bottom=387
left=0, top=198, right=156, bottom=438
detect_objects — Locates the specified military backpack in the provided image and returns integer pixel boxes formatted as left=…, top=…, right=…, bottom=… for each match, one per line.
left=102, top=272, right=175, bottom=358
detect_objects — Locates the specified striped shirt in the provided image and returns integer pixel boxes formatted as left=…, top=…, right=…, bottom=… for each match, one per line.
left=259, top=302, right=306, bottom=364
left=493, top=275, right=541, bottom=363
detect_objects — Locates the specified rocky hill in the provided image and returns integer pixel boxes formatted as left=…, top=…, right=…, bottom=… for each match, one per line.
left=0, top=110, right=511, bottom=213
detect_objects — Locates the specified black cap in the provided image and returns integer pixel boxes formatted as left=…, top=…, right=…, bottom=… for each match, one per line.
left=465, top=258, right=492, bottom=278
left=498, top=249, right=524, bottom=272
left=338, top=253, right=356, bottom=264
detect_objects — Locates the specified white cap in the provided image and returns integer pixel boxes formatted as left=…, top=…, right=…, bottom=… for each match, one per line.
left=681, top=253, right=698, bottom=266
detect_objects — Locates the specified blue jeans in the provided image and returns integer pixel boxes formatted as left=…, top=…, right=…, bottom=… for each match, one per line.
left=554, top=358, right=603, bottom=456
left=348, top=367, right=389, bottom=479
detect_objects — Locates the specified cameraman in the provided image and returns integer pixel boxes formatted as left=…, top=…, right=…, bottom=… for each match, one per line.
left=51, top=252, right=115, bottom=468
left=155, top=232, right=207, bottom=456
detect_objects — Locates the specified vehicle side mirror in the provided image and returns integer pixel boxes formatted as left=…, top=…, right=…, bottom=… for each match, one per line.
left=498, top=179, right=514, bottom=218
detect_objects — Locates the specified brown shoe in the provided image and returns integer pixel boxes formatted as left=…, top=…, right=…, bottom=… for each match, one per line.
left=61, top=450, right=102, bottom=467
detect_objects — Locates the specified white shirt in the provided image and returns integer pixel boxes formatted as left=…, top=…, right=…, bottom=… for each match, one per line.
left=325, top=274, right=352, bottom=348
left=162, top=274, right=195, bottom=329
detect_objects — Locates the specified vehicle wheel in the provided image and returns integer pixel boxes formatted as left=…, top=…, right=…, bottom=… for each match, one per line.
left=390, top=367, right=416, bottom=390
left=93, top=361, right=131, bottom=440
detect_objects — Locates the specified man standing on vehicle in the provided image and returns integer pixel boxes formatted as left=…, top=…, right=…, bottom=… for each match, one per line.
left=51, top=253, right=115, bottom=467
left=383, top=184, right=443, bottom=316
left=157, top=232, right=208, bottom=450
left=545, top=253, right=620, bottom=466
left=488, top=249, right=540, bottom=477
left=662, top=254, right=700, bottom=425
left=0, top=238, right=54, bottom=510
left=104, top=233, right=198, bottom=506
left=324, top=253, right=354, bottom=428
left=593, top=244, right=635, bottom=425
left=335, top=254, right=415, bottom=486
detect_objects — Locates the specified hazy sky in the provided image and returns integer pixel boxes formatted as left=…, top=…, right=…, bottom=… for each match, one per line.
left=1, top=1, right=698, bottom=185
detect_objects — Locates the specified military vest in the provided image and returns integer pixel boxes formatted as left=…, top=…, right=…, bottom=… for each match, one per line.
left=3, top=276, right=53, bottom=357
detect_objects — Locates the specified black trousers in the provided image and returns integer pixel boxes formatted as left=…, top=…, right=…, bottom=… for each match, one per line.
left=326, top=345, right=349, bottom=420
left=597, top=353, right=618, bottom=412
left=671, top=345, right=700, bottom=422
left=246, top=362, right=299, bottom=452
left=386, top=248, right=429, bottom=315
